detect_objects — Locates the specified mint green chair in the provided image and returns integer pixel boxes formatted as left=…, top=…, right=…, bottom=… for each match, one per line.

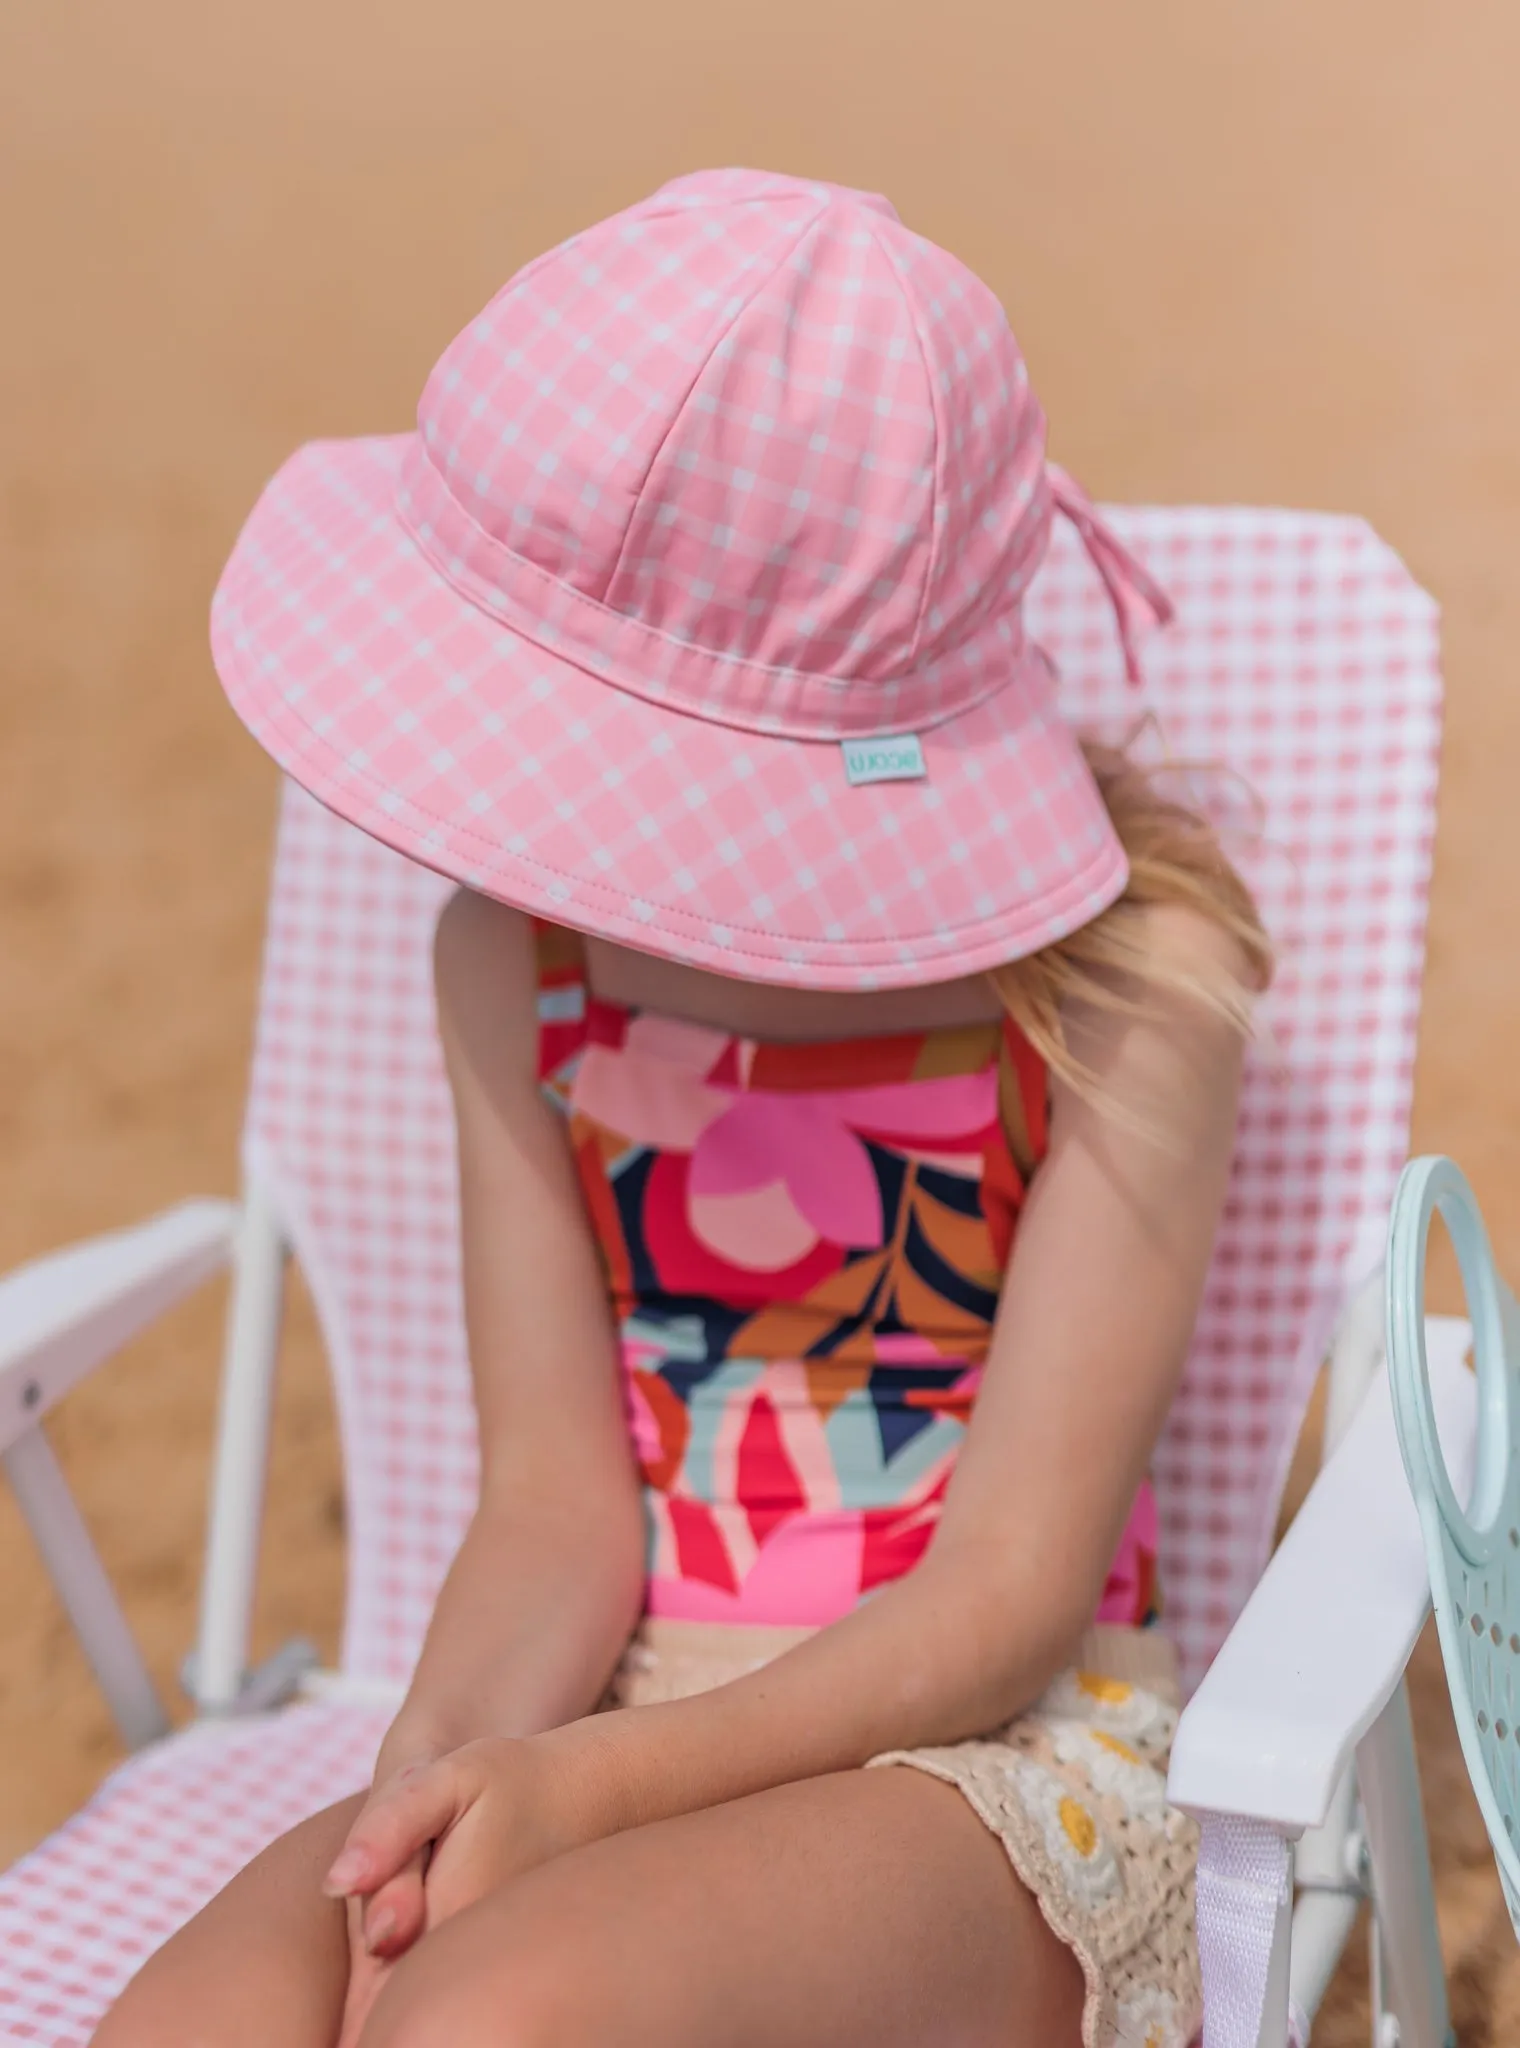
left=1390, top=1155, right=1520, bottom=1936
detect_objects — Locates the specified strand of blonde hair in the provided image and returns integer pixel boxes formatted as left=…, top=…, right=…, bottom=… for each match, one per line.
left=987, top=736, right=1274, bottom=1112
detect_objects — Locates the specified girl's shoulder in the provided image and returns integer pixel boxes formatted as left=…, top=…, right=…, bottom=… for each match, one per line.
left=432, top=890, right=546, bottom=1077
left=1134, top=899, right=1261, bottom=987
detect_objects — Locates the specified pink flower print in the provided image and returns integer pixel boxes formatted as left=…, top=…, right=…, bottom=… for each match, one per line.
left=688, top=1093, right=882, bottom=1270
left=571, top=1040, right=728, bottom=1150
left=1096, top=1481, right=1160, bottom=1625
left=829, top=1071, right=997, bottom=1149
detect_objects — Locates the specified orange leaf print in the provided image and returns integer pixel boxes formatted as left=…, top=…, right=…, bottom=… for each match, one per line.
left=629, top=1367, right=690, bottom=1493
left=908, top=1183, right=1001, bottom=1292
left=727, top=1248, right=890, bottom=1374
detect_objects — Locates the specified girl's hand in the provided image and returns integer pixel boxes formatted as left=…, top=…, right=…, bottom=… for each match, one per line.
left=324, top=1734, right=593, bottom=1958
left=334, top=1907, right=396, bottom=2048
left=332, top=1722, right=452, bottom=2048
left=352, top=1695, right=509, bottom=1958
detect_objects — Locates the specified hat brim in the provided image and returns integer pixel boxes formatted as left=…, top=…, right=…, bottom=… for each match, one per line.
left=212, top=434, right=1128, bottom=990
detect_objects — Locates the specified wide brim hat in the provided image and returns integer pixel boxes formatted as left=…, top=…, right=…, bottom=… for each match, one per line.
left=212, top=169, right=1168, bottom=990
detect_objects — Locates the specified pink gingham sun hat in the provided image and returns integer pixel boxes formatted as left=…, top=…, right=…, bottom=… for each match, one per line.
left=212, top=168, right=1171, bottom=989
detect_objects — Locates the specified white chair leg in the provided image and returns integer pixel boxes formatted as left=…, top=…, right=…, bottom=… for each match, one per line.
left=1287, top=1745, right=1450, bottom=2044
left=189, top=1181, right=288, bottom=1713
left=3, top=1425, right=170, bottom=1750
left=1256, top=1875, right=1295, bottom=2048
left=1356, top=1680, right=1452, bottom=2048
left=1287, top=1758, right=1362, bottom=2021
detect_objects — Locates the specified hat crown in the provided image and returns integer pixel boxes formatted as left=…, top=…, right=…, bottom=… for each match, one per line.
left=415, top=169, right=1051, bottom=700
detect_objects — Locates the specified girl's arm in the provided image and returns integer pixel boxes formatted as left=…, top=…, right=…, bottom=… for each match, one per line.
left=376, top=889, right=645, bottom=1772
left=335, top=905, right=1252, bottom=1923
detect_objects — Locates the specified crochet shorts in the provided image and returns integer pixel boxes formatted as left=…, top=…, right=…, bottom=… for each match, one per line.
left=610, top=1618, right=1200, bottom=2048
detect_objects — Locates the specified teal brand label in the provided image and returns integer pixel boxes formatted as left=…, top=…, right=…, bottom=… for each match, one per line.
left=840, top=734, right=927, bottom=786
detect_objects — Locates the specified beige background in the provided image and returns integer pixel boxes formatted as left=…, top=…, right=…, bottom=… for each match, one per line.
left=3, top=2, right=1520, bottom=2037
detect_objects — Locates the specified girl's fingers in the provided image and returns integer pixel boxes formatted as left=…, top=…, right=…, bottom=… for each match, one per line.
left=324, top=1761, right=461, bottom=1898
left=360, top=1848, right=430, bottom=1957
left=337, top=1918, right=394, bottom=2048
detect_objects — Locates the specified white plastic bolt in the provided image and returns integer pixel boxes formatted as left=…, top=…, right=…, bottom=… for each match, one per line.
left=1376, top=2017, right=1401, bottom=2048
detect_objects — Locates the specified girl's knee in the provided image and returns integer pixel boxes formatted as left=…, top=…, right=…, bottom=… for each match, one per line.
left=359, top=1918, right=611, bottom=2048
left=90, top=1977, right=200, bottom=2048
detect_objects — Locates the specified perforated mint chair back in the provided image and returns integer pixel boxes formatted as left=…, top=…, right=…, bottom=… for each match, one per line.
left=1389, top=1154, right=1520, bottom=1935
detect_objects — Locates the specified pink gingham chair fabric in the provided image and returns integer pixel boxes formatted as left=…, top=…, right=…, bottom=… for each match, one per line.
left=0, top=506, right=1440, bottom=2045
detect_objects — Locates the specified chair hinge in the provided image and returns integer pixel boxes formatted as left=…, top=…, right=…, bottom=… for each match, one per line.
left=180, top=1635, right=319, bottom=1716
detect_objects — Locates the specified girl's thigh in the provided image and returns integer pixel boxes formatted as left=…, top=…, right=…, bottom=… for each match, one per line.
left=91, top=1793, right=363, bottom=2048
left=361, top=1766, right=1085, bottom=2048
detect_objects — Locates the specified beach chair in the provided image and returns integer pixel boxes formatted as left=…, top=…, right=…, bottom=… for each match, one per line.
left=0, top=505, right=1470, bottom=2048
left=1391, top=1157, right=1520, bottom=1951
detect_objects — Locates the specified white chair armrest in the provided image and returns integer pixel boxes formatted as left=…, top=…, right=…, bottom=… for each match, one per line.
left=0, top=1200, right=237, bottom=1455
left=1168, top=1316, right=1475, bottom=1832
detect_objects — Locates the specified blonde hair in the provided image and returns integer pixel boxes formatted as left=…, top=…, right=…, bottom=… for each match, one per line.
left=988, top=736, right=1274, bottom=1106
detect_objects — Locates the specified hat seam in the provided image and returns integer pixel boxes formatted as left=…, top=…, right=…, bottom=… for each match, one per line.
left=861, top=208, right=944, bottom=669
left=215, top=612, right=1126, bottom=962
left=636, top=174, right=846, bottom=224
left=599, top=195, right=832, bottom=601
left=395, top=438, right=1026, bottom=741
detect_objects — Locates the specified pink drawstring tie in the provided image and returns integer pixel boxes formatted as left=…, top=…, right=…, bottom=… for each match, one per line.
left=1048, top=464, right=1175, bottom=686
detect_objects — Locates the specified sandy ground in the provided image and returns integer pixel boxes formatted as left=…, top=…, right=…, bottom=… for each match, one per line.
left=4, top=1, right=1520, bottom=2036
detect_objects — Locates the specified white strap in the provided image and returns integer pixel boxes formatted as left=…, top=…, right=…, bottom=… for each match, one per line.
left=1196, top=1815, right=1307, bottom=2048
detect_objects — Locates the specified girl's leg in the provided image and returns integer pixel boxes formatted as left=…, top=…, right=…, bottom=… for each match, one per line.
left=359, top=1766, right=1085, bottom=2048
left=91, top=1794, right=364, bottom=2048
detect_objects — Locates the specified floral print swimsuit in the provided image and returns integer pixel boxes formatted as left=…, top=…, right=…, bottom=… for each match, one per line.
left=535, top=922, right=1198, bottom=2048
left=535, top=920, right=1160, bottom=1632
